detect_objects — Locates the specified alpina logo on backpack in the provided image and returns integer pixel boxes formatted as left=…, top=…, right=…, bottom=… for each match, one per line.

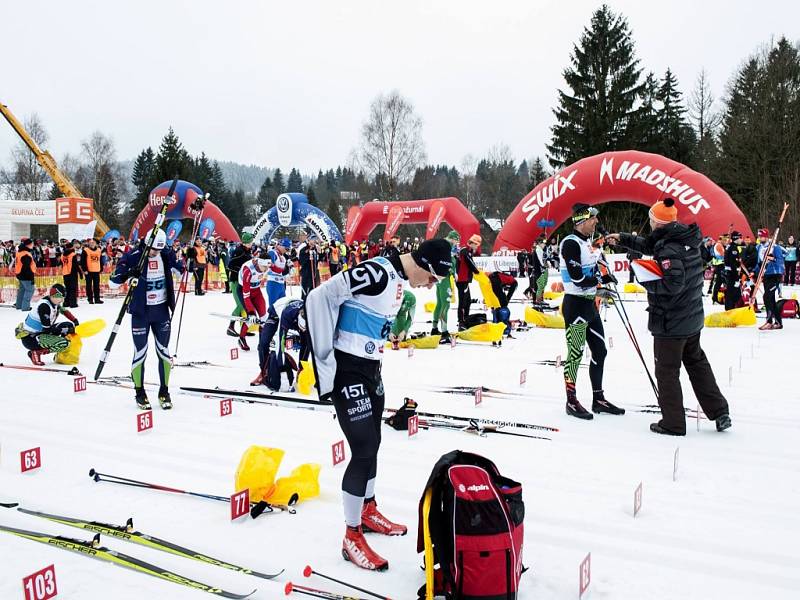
left=459, top=483, right=490, bottom=493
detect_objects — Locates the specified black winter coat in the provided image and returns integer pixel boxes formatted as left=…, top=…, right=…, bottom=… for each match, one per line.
left=620, top=222, right=705, bottom=338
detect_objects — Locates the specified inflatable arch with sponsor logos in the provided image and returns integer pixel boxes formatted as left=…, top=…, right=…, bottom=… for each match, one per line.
left=129, top=180, right=240, bottom=243
left=251, top=193, right=343, bottom=245
left=494, top=150, right=753, bottom=251
left=344, top=197, right=481, bottom=245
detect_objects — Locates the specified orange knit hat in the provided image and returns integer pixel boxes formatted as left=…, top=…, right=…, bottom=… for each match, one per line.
left=468, top=234, right=482, bottom=245
left=649, top=198, right=678, bottom=224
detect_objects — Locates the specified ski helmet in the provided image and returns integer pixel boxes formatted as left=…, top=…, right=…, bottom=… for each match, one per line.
left=49, top=283, right=66, bottom=299
left=146, top=228, right=167, bottom=250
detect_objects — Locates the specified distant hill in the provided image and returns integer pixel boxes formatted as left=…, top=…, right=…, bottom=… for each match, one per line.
left=216, top=161, right=273, bottom=194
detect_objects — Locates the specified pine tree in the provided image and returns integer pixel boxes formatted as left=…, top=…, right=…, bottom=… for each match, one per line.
left=547, top=5, right=644, bottom=168
left=529, top=157, right=549, bottom=188
left=305, top=184, right=318, bottom=206
left=272, top=168, right=285, bottom=195
left=155, top=127, right=191, bottom=182
left=287, top=168, right=303, bottom=193
left=656, top=68, right=697, bottom=164
left=633, top=72, right=661, bottom=153
left=256, top=176, right=273, bottom=213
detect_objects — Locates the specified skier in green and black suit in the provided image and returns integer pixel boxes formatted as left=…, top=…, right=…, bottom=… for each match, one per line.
left=431, top=230, right=460, bottom=344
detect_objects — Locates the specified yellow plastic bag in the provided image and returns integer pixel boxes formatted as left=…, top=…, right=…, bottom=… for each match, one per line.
left=525, top=306, right=565, bottom=329
left=385, top=335, right=442, bottom=350
left=55, top=334, right=82, bottom=365
left=234, top=446, right=285, bottom=502
left=474, top=271, right=500, bottom=308
left=296, top=360, right=316, bottom=395
left=456, top=322, right=506, bottom=342
left=543, top=290, right=564, bottom=300
left=424, top=301, right=436, bottom=313
left=268, top=463, right=321, bottom=505
left=623, top=282, right=646, bottom=294
left=704, top=306, right=756, bottom=328
left=74, top=318, right=106, bottom=338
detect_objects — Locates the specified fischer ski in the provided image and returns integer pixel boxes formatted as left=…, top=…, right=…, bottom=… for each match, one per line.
left=385, top=406, right=559, bottom=433
left=420, top=417, right=551, bottom=440
left=11, top=506, right=282, bottom=579
left=0, top=524, right=256, bottom=598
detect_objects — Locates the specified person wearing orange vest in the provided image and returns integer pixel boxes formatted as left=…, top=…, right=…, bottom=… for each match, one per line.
left=81, top=238, right=104, bottom=304
left=61, top=240, right=83, bottom=308
left=186, top=237, right=207, bottom=295
left=14, top=238, right=36, bottom=311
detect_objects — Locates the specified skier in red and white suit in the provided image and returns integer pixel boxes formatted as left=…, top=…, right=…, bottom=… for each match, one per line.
left=237, top=253, right=269, bottom=351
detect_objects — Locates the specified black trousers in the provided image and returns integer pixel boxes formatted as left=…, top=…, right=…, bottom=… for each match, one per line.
left=653, top=333, right=729, bottom=434
left=456, top=282, right=471, bottom=326
left=724, top=274, right=741, bottom=310
left=763, top=273, right=782, bottom=325
left=332, top=351, right=384, bottom=497
left=562, top=295, right=607, bottom=391
left=784, top=261, right=797, bottom=285
left=710, top=264, right=724, bottom=302
left=85, top=271, right=101, bottom=302
left=194, top=265, right=206, bottom=294
left=63, top=274, right=79, bottom=307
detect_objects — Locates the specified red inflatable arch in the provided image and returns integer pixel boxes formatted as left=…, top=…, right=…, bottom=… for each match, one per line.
left=345, top=197, right=481, bottom=245
left=494, top=150, right=753, bottom=251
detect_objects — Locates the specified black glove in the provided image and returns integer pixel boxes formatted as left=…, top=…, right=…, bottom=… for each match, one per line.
left=127, top=266, right=141, bottom=280
left=385, top=397, right=418, bottom=430
left=601, top=272, right=618, bottom=285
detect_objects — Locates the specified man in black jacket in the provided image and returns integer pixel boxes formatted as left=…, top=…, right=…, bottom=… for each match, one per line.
left=723, top=231, right=744, bottom=309
left=608, top=198, right=731, bottom=435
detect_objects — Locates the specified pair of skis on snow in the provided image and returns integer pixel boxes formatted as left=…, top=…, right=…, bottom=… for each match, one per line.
left=0, top=502, right=277, bottom=598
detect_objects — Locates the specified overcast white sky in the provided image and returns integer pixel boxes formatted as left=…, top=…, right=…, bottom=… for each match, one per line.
left=2, top=0, right=797, bottom=175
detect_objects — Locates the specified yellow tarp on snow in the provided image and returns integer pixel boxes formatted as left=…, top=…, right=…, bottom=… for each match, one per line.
left=455, top=322, right=506, bottom=342
left=623, top=282, right=646, bottom=294
left=385, top=335, right=442, bottom=349
left=474, top=271, right=501, bottom=308
left=525, top=306, right=565, bottom=329
left=704, top=306, right=757, bottom=328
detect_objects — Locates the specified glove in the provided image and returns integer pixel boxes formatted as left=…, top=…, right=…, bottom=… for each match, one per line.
left=127, top=266, right=141, bottom=280
left=71, top=317, right=80, bottom=326
left=246, top=314, right=260, bottom=326
left=601, top=272, right=618, bottom=285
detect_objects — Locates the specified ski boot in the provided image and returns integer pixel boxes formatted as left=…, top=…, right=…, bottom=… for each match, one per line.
left=342, top=526, right=388, bottom=571
left=431, top=326, right=440, bottom=336
left=158, top=386, right=172, bottom=410
left=27, top=349, right=47, bottom=366
left=592, top=392, right=625, bottom=415
left=226, top=322, right=238, bottom=337
left=361, top=498, right=407, bottom=536
left=439, top=331, right=451, bottom=345
left=566, top=386, right=593, bottom=420
left=650, top=422, right=685, bottom=436
left=238, top=337, right=250, bottom=351
left=715, top=413, right=732, bottom=432
left=250, top=370, right=264, bottom=386
left=135, top=387, right=151, bottom=410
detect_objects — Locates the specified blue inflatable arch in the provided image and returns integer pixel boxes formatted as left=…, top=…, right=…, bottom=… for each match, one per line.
left=251, top=193, right=343, bottom=245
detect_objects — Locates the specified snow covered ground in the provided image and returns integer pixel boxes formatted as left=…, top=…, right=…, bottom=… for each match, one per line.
left=1, top=280, right=799, bottom=600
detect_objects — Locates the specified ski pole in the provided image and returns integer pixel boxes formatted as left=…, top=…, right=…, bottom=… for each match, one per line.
left=94, top=176, right=179, bottom=380
left=750, top=202, right=790, bottom=309
left=286, top=582, right=363, bottom=599
left=304, top=565, right=390, bottom=600
left=89, top=469, right=295, bottom=516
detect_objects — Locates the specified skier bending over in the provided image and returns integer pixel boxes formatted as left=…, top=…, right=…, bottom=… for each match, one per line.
left=16, top=283, right=79, bottom=365
left=389, top=290, right=417, bottom=343
left=306, top=239, right=453, bottom=571
left=251, top=296, right=310, bottom=390
left=237, top=251, right=270, bottom=351
left=110, top=229, right=184, bottom=410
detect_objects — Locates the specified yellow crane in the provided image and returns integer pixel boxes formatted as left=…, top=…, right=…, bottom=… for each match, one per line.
left=1, top=101, right=110, bottom=235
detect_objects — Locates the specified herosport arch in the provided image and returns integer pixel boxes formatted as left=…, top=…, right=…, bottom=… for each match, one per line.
left=251, top=193, right=343, bottom=244
left=344, top=197, right=481, bottom=245
left=494, top=150, right=753, bottom=252
left=129, top=180, right=240, bottom=242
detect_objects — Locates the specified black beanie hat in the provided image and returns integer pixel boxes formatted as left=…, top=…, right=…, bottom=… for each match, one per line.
left=411, top=239, right=453, bottom=278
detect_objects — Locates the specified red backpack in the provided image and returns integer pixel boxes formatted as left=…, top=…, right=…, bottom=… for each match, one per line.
left=417, top=451, right=525, bottom=599
left=779, top=298, right=799, bottom=318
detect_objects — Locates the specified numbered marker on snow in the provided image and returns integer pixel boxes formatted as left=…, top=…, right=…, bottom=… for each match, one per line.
left=474, top=387, right=483, bottom=406
left=230, top=348, right=239, bottom=361
left=20, top=447, right=41, bottom=473
left=739, top=355, right=742, bottom=372
left=673, top=447, right=680, bottom=482
left=22, top=564, right=57, bottom=600
left=408, top=414, right=419, bottom=437
left=286, top=338, right=294, bottom=350
left=230, top=488, right=250, bottom=521
left=728, top=366, right=733, bottom=386
left=73, top=375, right=86, bottom=393
left=555, top=354, right=562, bottom=369
left=579, top=552, right=591, bottom=598
left=450, top=336, right=456, bottom=349
left=696, top=403, right=701, bottom=432
left=220, top=398, right=232, bottom=417
left=407, top=345, right=414, bottom=358
left=633, top=482, right=643, bottom=517
left=519, top=369, right=527, bottom=387
left=332, top=440, right=346, bottom=466
left=136, top=411, right=153, bottom=433
left=609, top=336, right=614, bottom=348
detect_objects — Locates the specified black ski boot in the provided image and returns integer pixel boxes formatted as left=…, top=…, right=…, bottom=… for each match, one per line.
left=592, top=392, right=626, bottom=415
left=226, top=322, right=238, bottom=337
left=650, top=422, right=685, bottom=436
left=431, top=326, right=441, bottom=336
left=439, top=331, right=451, bottom=344
left=238, top=337, right=250, bottom=351
left=158, top=386, right=173, bottom=410
left=135, top=387, right=151, bottom=411
left=715, top=413, right=732, bottom=432
left=566, top=390, right=593, bottom=420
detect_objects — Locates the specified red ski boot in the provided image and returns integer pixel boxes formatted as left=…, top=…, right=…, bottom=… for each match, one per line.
left=250, top=370, right=264, bottom=386
left=27, top=349, right=48, bottom=366
left=361, top=499, right=408, bottom=536
left=341, top=525, right=388, bottom=571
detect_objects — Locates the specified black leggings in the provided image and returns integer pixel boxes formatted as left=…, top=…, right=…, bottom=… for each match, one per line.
left=785, top=261, right=797, bottom=286
left=763, top=274, right=782, bottom=325
left=332, top=351, right=384, bottom=497
left=562, top=295, right=607, bottom=391
left=456, top=282, right=471, bottom=326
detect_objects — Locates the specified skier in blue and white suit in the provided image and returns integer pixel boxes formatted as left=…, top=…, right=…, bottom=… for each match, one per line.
left=305, top=239, right=453, bottom=571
